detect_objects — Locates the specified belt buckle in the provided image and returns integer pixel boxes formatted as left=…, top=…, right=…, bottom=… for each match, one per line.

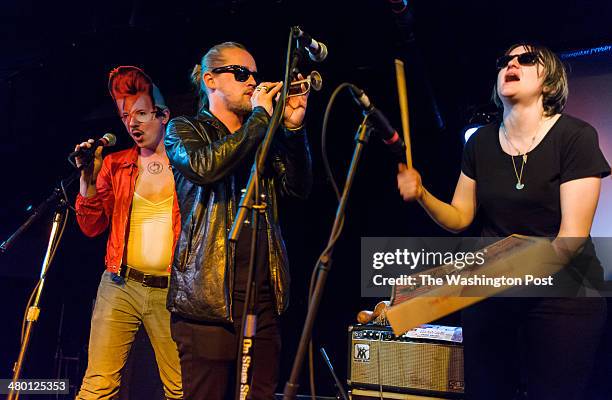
left=141, top=274, right=155, bottom=287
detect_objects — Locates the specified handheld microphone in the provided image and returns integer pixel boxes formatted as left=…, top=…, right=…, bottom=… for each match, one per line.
left=349, top=85, right=406, bottom=162
left=293, top=27, right=328, bottom=62
left=68, top=133, right=117, bottom=162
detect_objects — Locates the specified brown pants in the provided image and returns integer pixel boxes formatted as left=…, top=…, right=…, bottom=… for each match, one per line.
left=77, top=271, right=183, bottom=400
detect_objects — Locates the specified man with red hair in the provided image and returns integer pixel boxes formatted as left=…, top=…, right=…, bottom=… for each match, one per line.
left=74, top=66, right=182, bottom=399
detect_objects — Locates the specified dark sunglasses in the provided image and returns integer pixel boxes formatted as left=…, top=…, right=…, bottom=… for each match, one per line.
left=496, top=52, right=540, bottom=70
left=211, top=65, right=259, bottom=82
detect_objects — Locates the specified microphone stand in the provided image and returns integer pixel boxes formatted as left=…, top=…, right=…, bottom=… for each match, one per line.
left=2, top=169, right=80, bottom=400
left=1, top=171, right=78, bottom=254
left=320, top=347, right=348, bottom=400
left=229, top=26, right=303, bottom=400
left=283, top=115, right=372, bottom=399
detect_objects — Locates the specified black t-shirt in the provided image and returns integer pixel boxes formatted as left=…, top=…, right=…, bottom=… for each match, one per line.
left=461, top=114, right=610, bottom=237
left=232, top=158, right=272, bottom=304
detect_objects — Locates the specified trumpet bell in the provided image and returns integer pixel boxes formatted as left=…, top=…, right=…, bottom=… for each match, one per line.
left=287, top=70, right=323, bottom=97
left=309, top=71, right=322, bottom=91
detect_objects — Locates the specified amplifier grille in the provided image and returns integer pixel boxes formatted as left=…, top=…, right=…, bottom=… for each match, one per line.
left=349, top=330, right=464, bottom=394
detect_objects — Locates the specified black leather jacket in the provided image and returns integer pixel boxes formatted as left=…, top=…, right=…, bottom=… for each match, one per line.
left=164, top=107, right=312, bottom=322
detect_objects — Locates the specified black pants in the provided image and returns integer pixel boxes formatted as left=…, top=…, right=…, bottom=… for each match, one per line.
left=170, top=299, right=281, bottom=400
left=462, top=297, right=606, bottom=400
left=171, top=225, right=279, bottom=400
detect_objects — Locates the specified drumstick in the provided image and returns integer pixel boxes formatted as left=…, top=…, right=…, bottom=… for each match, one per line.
left=394, top=59, right=413, bottom=168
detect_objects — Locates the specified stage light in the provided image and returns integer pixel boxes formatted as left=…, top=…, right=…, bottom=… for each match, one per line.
left=462, top=108, right=499, bottom=143
left=462, top=124, right=482, bottom=143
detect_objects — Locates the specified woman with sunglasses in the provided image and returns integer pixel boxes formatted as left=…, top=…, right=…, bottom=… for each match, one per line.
left=397, top=43, right=610, bottom=399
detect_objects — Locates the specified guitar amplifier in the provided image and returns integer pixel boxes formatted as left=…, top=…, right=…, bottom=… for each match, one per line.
left=347, top=325, right=464, bottom=398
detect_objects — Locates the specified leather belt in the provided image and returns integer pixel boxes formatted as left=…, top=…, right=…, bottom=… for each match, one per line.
left=119, top=265, right=169, bottom=289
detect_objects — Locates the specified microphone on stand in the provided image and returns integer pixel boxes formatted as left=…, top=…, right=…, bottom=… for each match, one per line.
left=349, top=85, right=406, bottom=162
left=293, top=27, right=328, bottom=62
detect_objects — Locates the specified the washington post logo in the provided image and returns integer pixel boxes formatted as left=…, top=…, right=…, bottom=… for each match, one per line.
left=354, top=344, right=370, bottom=362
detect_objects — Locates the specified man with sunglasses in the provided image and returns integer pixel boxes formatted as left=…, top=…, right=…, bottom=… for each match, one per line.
left=164, top=42, right=312, bottom=399
left=74, top=66, right=182, bottom=399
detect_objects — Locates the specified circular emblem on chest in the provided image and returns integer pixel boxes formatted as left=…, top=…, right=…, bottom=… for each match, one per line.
left=147, top=161, right=163, bottom=175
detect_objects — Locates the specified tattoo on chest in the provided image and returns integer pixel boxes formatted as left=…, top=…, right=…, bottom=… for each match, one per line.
left=147, top=161, right=164, bottom=175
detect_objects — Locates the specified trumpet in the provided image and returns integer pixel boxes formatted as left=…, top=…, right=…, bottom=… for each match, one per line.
left=287, top=71, right=323, bottom=97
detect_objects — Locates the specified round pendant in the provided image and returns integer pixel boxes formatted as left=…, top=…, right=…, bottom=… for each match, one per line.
left=516, top=182, right=525, bottom=190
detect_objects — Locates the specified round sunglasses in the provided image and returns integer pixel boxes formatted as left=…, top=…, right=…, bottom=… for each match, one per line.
left=121, top=109, right=161, bottom=124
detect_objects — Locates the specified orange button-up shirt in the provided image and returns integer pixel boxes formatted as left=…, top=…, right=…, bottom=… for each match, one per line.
left=75, top=146, right=180, bottom=273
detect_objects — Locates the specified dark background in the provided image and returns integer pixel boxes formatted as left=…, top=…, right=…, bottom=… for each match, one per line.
left=1, top=0, right=612, bottom=398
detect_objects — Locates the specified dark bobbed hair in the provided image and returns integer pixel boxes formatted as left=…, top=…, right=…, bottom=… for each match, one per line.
left=492, top=43, right=568, bottom=116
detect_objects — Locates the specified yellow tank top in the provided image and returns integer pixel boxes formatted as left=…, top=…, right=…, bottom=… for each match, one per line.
left=124, top=192, right=174, bottom=275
